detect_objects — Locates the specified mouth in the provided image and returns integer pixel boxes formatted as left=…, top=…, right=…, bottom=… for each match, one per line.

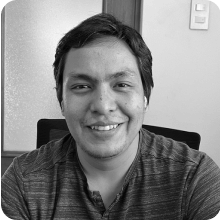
left=88, top=124, right=120, bottom=131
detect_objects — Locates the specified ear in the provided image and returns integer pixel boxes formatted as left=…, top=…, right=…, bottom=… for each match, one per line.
left=144, top=96, right=148, bottom=112
left=61, top=100, right=65, bottom=116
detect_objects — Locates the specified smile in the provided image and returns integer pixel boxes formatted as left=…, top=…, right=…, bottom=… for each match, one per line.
left=90, top=124, right=119, bottom=131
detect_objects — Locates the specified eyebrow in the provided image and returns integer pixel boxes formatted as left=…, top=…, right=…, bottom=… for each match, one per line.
left=67, top=70, right=135, bottom=82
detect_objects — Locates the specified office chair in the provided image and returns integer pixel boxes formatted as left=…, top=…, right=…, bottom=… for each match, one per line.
left=37, top=119, right=201, bottom=150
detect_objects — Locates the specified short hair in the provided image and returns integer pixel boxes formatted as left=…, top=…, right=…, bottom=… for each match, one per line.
left=53, top=13, right=154, bottom=106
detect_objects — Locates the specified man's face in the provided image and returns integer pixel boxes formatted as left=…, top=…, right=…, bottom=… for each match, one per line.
left=61, top=37, right=146, bottom=159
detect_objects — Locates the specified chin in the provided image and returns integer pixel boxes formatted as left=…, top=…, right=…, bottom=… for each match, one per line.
left=79, top=142, right=127, bottom=159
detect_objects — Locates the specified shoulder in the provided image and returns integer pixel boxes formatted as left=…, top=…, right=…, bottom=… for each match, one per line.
left=1, top=134, right=77, bottom=219
left=139, top=128, right=220, bottom=218
left=140, top=127, right=205, bottom=166
left=12, top=133, right=75, bottom=177
left=139, top=127, right=220, bottom=182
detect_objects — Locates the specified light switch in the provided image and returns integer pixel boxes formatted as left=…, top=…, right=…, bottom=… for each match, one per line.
left=190, top=0, right=210, bottom=30
left=196, top=4, right=206, bottom=11
left=195, top=16, right=206, bottom=23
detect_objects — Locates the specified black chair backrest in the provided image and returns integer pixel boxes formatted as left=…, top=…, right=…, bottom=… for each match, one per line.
left=142, top=124, right=200, bottom=150
left=37, top=119, right=200, bottom=150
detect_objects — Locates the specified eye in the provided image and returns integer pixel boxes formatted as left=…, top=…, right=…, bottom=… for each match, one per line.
left=115, top=83, right=131, bottom=89
left=117, top=83, right=128, bottom=87
left=71, top=84, right=91, bottom=93
left=73, top=85, right=90, bottom=89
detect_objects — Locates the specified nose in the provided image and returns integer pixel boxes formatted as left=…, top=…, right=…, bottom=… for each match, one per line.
left=90, top=86, right=117, bottom=115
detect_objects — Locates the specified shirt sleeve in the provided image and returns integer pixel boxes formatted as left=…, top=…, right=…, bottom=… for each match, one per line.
left=1, top=157, right=30, bottom=220
left=185, top=153, right=220, bottom=220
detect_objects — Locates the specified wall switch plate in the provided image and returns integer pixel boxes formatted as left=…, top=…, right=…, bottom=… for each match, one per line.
left=190, top=0, right=210, bottom=30
left=195, top=16, right=206, bottom=23
left=196, top=4, right=206, bottom=11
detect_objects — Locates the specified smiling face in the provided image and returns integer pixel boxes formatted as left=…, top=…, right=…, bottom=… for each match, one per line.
left=61, top=37, right=146, bottom=159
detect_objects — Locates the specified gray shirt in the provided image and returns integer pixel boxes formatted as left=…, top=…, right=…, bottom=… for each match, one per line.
left=2, top=128, right=220, bottom=219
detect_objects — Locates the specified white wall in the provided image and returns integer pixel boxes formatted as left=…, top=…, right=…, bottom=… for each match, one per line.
left=142, top=0, right=220, bottom=167
left=3, top=0, right=220, bottom=167
left=3, top=0, right=102, bottom=152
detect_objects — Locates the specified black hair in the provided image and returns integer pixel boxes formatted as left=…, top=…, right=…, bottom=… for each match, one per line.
left=53, top=13, right=154, bottom=106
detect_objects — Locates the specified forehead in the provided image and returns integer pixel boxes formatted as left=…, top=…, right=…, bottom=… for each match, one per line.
left=63, top=37, right=140, bottom=79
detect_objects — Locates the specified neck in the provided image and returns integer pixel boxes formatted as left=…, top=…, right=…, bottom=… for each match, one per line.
left=77, top=134, right=140, bottom=209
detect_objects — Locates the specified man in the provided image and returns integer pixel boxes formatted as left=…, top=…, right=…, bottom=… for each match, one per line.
left=2, top=13, right=220, bottom=220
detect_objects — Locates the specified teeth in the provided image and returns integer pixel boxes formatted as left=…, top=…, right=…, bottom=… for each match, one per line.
left=91, top=124, right=119, bottom=131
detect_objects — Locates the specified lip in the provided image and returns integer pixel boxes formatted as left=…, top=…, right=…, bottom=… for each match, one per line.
left=87, top=121, right=122, bottom=127
left=85, top=123, right=124, bottom=138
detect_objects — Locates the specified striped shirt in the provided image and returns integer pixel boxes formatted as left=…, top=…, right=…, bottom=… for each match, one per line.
left=2, top=128, right=220, bottom=219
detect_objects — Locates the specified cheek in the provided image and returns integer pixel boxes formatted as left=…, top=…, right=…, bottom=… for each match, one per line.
left=63, top=97, right=87, bottom=120
left=122, top=96, right=145, bottom=118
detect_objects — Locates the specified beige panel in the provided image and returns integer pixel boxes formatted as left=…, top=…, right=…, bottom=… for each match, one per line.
left=3, top=0, right=102, bottom=152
